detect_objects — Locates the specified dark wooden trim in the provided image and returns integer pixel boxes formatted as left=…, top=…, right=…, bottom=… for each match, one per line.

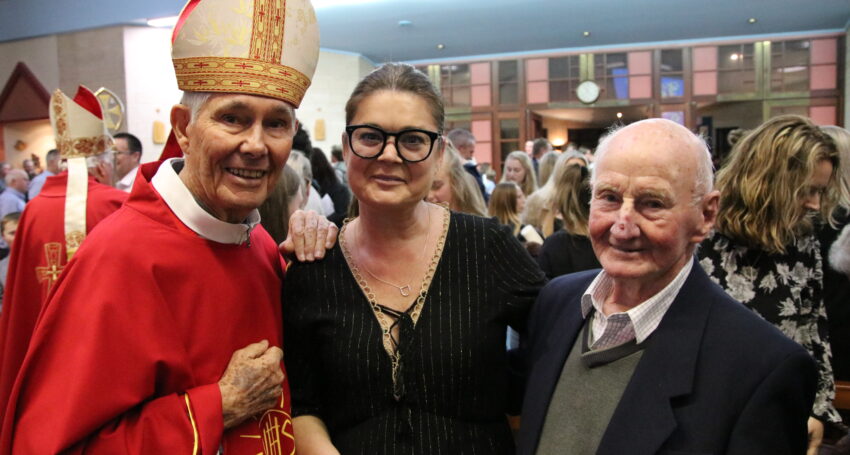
left=835, top=381, right=850, bottom=411
left=0, top=62, right=51, bottom=121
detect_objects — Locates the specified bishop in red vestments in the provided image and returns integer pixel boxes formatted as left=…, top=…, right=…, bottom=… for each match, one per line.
left=0, top=0, right=323, bottom=452
left=0, top=172, right=125, bottom=417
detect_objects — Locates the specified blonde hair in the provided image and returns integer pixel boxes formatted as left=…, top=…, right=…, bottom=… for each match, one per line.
left=489, top=182, right=522, bottom=235
left=820, top=125, right=850, bottom=208
left=500, top=151, right=538, bottom=197
left=554, top=164, right=591, bottom=236
left=716, top=115, right=839, bottom=254
left=442, top=143, right=488, bottom=217
left=537, top=151, right=560, bottom=187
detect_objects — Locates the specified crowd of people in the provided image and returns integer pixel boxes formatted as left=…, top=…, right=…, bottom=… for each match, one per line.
left=0, top=0, right=847, bottom=453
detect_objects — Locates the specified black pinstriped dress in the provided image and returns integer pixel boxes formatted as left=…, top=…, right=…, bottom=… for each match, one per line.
left=283, top=212, right=546, bottom=454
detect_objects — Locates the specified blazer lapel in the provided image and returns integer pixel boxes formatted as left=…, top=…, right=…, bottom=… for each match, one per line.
left=597, top=261, right=714, bottom=455
left=520, top=280, right=588, bottom=455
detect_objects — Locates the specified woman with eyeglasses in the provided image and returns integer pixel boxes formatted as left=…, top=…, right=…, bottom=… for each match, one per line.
left=282, top=63, right=545, bottom=454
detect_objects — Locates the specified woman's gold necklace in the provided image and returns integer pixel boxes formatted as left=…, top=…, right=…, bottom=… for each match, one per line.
left=354, top=205, right=431, bottom=297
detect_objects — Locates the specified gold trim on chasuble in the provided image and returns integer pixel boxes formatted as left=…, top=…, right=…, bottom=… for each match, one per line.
left=173, top=0, right=310, bottom=106
left=182, top=394, right=199, bottom=455
left=35, top=243, right=65, bottom=293
left=239, top=391, right=294, bottom=454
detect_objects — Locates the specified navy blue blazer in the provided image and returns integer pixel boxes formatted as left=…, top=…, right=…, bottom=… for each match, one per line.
left=517, top=262, right=817, bottom=455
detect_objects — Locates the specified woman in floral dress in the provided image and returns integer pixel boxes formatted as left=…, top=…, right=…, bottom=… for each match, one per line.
left=699, top=115, right=843, bottom=453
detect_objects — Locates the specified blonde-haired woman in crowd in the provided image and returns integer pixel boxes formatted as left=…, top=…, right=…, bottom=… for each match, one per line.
left=500, top=151, right=537, bottom=198
left=536, top=163, right=599, bottom=278
left=699, top=115, right=843, bottom=454
left=536, top=151, right=560, bottom=187
left=427, top=142, right=488, bottom=216
left=488, top=182, right=525, bottom=238
left=522, top=152, right=587, bottom=237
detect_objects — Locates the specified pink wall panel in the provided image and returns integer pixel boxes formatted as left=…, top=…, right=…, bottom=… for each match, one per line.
left=525, top=58, right=548, bottom=81
left=629, top=75, right=652, bottom=98
left=470, top=62, right=491, bottom=84
left=810, top=65, right=837, bottom=90
left=693, top=71, right=717, bottom=95
left=628, top=51, right=652, bottom=75
left=474, top=142, right=492, bottom=164
left=811, top=39, right=837, bottom=65
left=471, top=119, right=492, bottom=143
left=809, top=106, right=836, bottom=126
left=471, top=85, right=491, bottom=106
left=527, top=81, right=549, bottom=104
left=693, top=47, right=717, bottom=71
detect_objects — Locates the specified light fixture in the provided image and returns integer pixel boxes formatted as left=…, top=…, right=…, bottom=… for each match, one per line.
left=616, top=112, right=623, bottom=119
left=747, top=17, right=757, bottom=24
left=436, top=43, right=445, bottom=50
left=147, top=16, right=179, bottom=28
left=398, top=20, right=412, bottom=27
left=730, top=53, right=740, bottom=61
left=582, top=31, right=591, bottom=37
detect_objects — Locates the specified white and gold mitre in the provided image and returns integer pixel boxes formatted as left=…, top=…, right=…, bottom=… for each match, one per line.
left=171, top=0, right=320, bottom=108
left=49, top=86, right=112, bottom=159
left=49, top=86, right=111, bottom=260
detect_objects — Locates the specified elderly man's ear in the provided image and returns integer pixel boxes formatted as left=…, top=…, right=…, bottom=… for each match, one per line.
left=170, top=104, right=192, bottom=155
left=691, top=190, right=720, bottom=243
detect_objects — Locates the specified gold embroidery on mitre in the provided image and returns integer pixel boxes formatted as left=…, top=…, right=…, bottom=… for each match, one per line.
left=57, top=135, right=113, bottom=159
left=249, top=0, right=285, bottom=62
left=51, top=91, right=71, bottom=151
left=64, top=230, right=86, bottom=261
left=173, top=56, right=309, bottom=106
left=35, top=243, right=65, bottom=293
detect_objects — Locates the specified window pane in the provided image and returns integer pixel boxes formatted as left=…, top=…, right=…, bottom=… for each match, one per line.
left=500, top=142, right=518, bottom=161
left=783, top=40, right=809, bottom=67
left=452, top=87, right=471, bottom=106
left=447, top=120, right=471, bottom=132
left=782, top=67, right=809, bottom=92
left=661, top=49, right=683, bottom=72
left=568, top=56, right=580, bottom=78
left=660, top=75, right=684, bottom=98
left=609, top=74, right=629, bottom=99
left=498, top=60, right=518, bottom=82
left=500, top=118, right=519, bottom=139
left=718, top=70, right=745, bottom=93
left=451, top=64, right=470, bottom=85
left=499, top=83, right=518, bottom=105
left=550, top=80, right=571, bottom=101
left=718, top=45, right=743, bottom=70
left=605, top=53, right=627, bottom=75
left=550, top=57, right=569, bottom=79
left=440, top=65, right=451, bottom=87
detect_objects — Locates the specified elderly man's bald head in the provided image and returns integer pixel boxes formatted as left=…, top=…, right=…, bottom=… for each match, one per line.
left=593, top=119, right=714, bottom=202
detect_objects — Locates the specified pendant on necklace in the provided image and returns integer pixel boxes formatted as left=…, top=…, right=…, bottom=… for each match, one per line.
left=399, top=285, right=411, bottom=297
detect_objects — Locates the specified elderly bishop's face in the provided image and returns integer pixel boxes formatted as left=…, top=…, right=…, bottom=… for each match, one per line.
left=588, top=120, right=716, bottom=288
left=176, top=94, right=296, bottom=223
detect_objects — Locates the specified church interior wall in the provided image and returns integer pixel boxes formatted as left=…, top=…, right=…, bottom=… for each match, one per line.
left=0, top=35, right=60, bottom=94
left=2, top=119, right=54, bottom=168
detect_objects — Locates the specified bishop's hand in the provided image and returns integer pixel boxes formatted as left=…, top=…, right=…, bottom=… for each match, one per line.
left=280, top=209, right=338, bottom=262
left=218, top=340, right=284, bottom=430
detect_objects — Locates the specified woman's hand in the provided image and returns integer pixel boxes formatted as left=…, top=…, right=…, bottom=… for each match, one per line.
left=807, top=417, right=824, bottom=455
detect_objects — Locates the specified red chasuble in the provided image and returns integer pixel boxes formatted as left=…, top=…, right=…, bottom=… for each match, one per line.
left=0, top=162, right=293, bottom=454
left=0, top=173, right=126, bottom=417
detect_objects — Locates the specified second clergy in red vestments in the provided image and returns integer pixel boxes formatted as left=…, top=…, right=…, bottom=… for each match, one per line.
left=0, top=85, right=126, bottom=419
left=0, top=0, right=324, bottom=452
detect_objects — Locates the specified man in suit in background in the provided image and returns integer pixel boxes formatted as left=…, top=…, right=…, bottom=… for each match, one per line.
left=447, top=128, right=488, bottom=202
left=518, top=118, right=817, bottom=455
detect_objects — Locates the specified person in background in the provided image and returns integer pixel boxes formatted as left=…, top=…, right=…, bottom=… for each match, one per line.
left=427, top=142, right=488, bottom=217
left=259, top=165, right=304, bottom=246
left=478, top=162, right=496, bottom=196
left=0, top=170, right=28, bottom=219
left=21, top=160, right=37, bottom=181
left=489, top=182, right=530, bottom=241
left=284, top=63, right=545, bottom=454
left=699, top=115, right=843, bottom=454
left=537, top=151, right=560, bottom=187
left=519, top=118, right=816, bottom=455
left=447, top=128, right=488, bottom=202
left=330, top=145, right=348, bottom=186
left=27, top=149, right=60, bottom=200
left=0, top=163, right=10, bottom=193
left=288, top=149, right=324, bottom=214
left=501, top=150, right=537, bottom=201
left=523, top=152, right=588, bottom=237
left=113, top=132, right=143, bottom=192
left=530, top=138, right=551, bottom=177
left=0, top=212, right=20, bottom=311
left=310, top=147, right=351, bottom=227
left=536, top=163, right=599, bottom=279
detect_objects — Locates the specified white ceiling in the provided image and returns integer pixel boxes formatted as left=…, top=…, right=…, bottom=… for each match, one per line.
left=1, top=0, right=848, bottom=63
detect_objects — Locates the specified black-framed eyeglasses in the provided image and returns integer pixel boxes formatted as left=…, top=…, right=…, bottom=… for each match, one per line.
left=345, top=124, right=441, bottom=163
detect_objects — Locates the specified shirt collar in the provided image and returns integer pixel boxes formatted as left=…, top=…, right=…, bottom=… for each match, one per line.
left=151, top=158, right=260, bottom=245
left=581, top=259, right=693, bottom=344
left=118, top=165, right=139, bottom=187
left=5, top=187, right=25, bottom=200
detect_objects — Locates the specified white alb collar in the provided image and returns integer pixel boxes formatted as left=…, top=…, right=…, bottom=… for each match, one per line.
left=151, top=158, right=260, bottom=245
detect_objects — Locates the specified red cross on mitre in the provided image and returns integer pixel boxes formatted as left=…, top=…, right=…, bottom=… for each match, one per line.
left=237, top=62, right=251, bottom=69
left=193, top=80, right=208, bottom=85
left=276, top=87, right=289, bottom=93
left=234, top=80, right=248, bottom=87
left=36, top=243, right=65, bottom=293
left=195, top=62, right=209, bottom=68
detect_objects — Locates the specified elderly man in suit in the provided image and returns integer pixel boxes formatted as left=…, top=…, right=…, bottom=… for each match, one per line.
left=518, top=118, right=817, bottom=455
